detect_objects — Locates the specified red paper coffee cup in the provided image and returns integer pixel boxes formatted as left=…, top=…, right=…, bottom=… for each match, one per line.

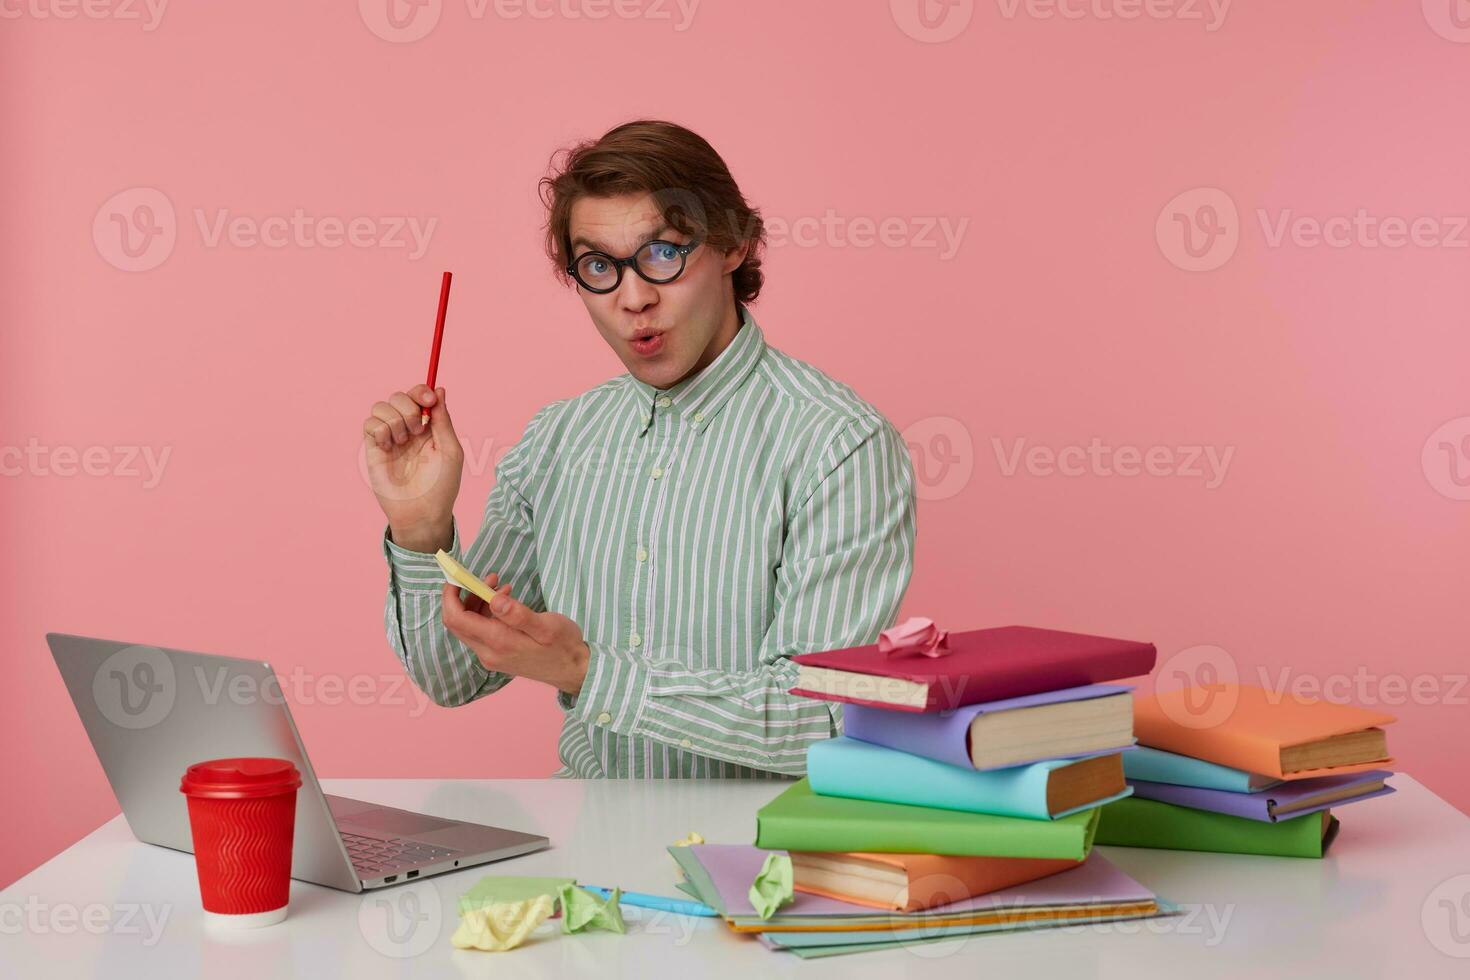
left=180, top=757, right=302, bottom=928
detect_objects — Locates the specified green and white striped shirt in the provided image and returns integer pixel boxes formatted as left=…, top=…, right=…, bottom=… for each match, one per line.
left=381, top=304, right=917, bottom=778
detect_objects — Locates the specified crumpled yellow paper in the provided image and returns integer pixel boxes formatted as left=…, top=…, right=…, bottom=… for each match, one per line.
left=558, top=884, right=627, bottom=934
left=747, top=853, right=794, bottom=920
left=450, top=894, right=555, bottom=951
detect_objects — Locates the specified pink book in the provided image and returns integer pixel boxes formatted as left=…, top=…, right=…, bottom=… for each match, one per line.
left=790, top=624, right=1156, bottom=713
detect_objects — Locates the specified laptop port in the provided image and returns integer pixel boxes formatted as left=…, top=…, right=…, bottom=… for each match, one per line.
left=383, top=875, right=397, bottom=883
left=406, top=870, right=419, bottom=879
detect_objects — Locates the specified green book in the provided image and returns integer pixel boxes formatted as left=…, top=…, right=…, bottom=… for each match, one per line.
left=1095, top=796, right=1339, bottom=858
left=753, top=779, right=1099, bottom=859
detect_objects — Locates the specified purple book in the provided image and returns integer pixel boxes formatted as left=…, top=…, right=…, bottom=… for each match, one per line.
left=1128, top=770, right=1395, bottom=822
left=842, top=683, right=1134, bottom=770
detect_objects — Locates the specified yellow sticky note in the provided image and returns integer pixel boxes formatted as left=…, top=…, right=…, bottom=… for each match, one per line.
left=435, top=550, right=498, bottom=605
left=450, top=894, right=555, bottom=952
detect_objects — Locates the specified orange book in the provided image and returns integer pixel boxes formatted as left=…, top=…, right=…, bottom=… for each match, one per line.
left=1134, top=684, right=1395, bottom=780
left=789, top=851, right=1080, bottom=912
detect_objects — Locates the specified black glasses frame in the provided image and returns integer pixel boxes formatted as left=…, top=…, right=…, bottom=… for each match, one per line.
left=566, top=238, right=703, bottom=294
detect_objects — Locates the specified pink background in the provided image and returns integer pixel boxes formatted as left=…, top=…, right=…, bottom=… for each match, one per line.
left=5, top=2, right=1469, bottom=887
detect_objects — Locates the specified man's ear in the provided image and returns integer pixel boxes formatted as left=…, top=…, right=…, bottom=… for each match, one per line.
left=720, top=240, right=750, bottom=275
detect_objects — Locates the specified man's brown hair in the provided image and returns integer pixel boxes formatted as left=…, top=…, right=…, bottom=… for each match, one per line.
left=539, top=119, right=768, bottom=305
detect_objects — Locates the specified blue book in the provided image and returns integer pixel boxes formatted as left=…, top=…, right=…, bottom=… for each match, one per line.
left=1121, top=745, right=1281, bottom=793
left=807, top=736, right=1132, bottom=820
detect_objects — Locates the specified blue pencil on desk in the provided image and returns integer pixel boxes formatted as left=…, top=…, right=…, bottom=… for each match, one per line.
left=583, top=885, right=719, bottom=918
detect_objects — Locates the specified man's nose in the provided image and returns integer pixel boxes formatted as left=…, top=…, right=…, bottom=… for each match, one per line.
left=617, top=269, right=658, bottom=312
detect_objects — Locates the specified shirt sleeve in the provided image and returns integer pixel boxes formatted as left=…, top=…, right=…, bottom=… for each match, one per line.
left=559, top=413, right=918, bottom=775
left=381, top=403, right=558, bottom=707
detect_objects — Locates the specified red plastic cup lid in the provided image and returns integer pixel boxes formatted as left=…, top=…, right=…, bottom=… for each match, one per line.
left=180, top=757, right=302, bottom=799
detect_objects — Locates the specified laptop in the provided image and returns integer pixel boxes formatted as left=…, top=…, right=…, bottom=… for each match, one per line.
left=48, top=632, right=550, bottom=892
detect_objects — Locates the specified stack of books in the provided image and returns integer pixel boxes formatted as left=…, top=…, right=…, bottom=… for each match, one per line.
left=1094, top=684, right=1396, bottom=858
left=720, top=623, right=1165, bottom=955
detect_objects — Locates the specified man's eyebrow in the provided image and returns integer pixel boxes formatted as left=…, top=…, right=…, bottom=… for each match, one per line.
left=570, top=223, right=672, bottom=254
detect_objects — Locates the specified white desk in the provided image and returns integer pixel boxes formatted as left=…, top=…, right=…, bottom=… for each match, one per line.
left=2, top=776, right=1468, bottom=978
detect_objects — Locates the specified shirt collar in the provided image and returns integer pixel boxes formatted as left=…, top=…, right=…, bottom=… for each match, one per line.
left=623, top=303, right=766, bottom=436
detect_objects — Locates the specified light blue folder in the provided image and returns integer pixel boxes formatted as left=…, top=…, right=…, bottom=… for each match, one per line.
left=1121, top=745, right=1282, bottom=793
left=806, top=736, right=1131, bottom=820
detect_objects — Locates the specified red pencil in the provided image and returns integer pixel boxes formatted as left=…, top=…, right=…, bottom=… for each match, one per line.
left=421, top=271, right=452, bottom=427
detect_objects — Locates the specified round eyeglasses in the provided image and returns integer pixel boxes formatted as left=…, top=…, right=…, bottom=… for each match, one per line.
left=567, top=238, right=703, bottom=294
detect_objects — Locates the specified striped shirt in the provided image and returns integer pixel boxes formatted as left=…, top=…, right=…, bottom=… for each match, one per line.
left=381, top=303, right=917, bottom=778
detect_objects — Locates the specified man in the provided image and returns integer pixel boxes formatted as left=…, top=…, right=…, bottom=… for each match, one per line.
left=362, top=119, right=916, bottom=778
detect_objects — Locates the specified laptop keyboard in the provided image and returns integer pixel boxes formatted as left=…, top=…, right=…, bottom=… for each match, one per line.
left=340, top=831, right=460, bottom=876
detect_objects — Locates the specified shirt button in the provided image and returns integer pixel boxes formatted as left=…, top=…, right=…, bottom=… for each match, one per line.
left=680, top=738, right=693, bottom=749
left=636, top=547, right=648, bottom=562
left=650, top=465, right=663, bottom=480
left=693, top=411, right=705, bottom=423
left=596, top=711, right=612, bottom=725
left=629, top=632, right=642, bottom=648
left=655, top=396, right=671, bottom=409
